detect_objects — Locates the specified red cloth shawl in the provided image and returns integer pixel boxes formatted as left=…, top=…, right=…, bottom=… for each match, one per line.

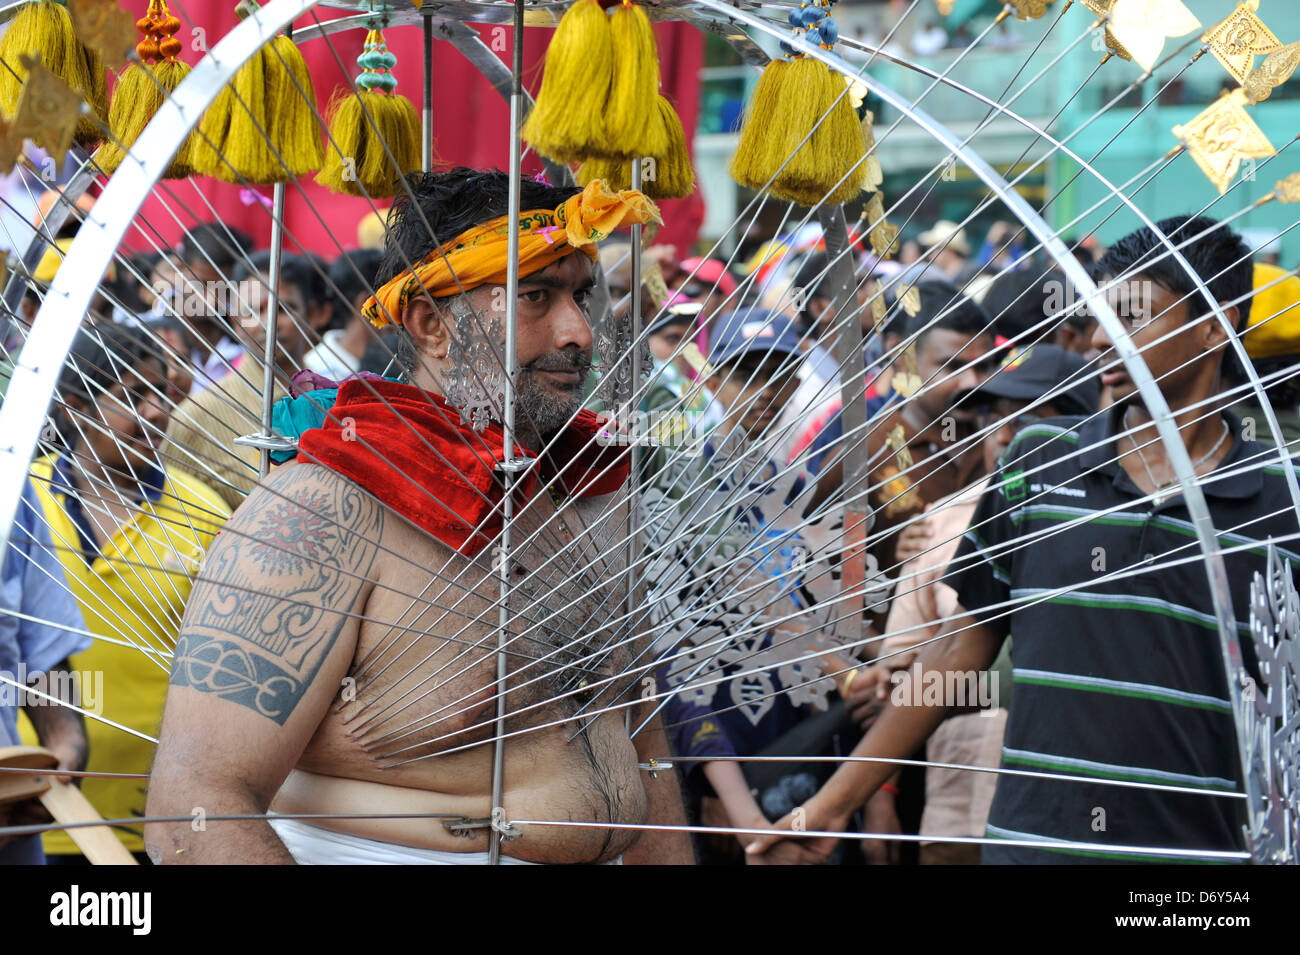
left=298, top=379, right=629, bottom=555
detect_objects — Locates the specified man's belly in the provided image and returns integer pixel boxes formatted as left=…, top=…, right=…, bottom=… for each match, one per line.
left=271, top=713, right=648, bottom=864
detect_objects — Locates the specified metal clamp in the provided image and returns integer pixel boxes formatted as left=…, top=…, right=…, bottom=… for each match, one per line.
left=234, top=432, right=298, bottom=453
left=638, top=758, right=674, bottom=779
left=442, top=808, right=522, bottom=841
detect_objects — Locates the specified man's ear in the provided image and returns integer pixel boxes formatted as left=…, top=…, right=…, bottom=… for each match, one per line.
left=401, top=296, right=450, bottom=360
left=1204, top=301, right=1238, bottom=352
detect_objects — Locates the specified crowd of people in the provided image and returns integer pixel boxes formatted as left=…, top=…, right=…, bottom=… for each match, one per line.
left=1, top=168, right=1297, bottom=865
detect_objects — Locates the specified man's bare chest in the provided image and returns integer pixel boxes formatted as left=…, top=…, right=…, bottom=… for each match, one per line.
left=339, top=489, right=633, bottom=753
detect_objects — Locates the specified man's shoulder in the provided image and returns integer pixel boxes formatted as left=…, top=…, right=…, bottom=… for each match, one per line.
left=1253, top=447, right=1300, bottom=485
left=1003, top=415, right=1088, bottom=465
left=247, top=458, right=357, bottom=496
left=241, top=461, right=450, bottom=560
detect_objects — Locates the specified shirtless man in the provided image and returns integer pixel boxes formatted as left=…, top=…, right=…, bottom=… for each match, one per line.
left=146, top=169, right=692, bottom=864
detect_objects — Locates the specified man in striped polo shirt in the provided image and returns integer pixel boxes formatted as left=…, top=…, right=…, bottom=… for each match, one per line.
left=747, top=215, right=1298, bottom=863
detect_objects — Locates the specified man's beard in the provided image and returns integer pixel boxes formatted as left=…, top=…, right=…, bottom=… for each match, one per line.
left=515, top=349, right=593, bottom=441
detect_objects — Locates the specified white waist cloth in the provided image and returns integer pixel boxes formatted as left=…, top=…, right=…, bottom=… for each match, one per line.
left=268, top=816, right=622, bottom=865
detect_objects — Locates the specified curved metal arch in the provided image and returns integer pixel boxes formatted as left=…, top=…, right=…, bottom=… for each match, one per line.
left=794, top=10, right=1300, bottom=514
left=0, top=0, right=1286, bottom=856
left=694, top=0, right=1272, bottom=852
left=0, top=0, right=581, bottom=549
left=0, top=0, right=319, bottom=554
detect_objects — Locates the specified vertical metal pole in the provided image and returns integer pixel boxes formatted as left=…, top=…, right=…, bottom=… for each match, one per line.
left=260, top=182, right=287, bottom=478
left=629, top=159, right=643, bottom=392
left=817, top=206, right=870, bottom=640
left=422, top=14, right=434, bottom=172
left=625, top=158, right=644, bottom=734
left=489, top=0, right=525, bottom=866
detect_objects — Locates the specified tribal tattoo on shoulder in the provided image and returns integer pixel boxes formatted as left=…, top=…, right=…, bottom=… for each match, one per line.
left=170, top=468, right=385, bottom=725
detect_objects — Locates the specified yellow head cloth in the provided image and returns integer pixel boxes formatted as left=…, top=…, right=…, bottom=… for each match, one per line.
left=362, top=180, right=662, bottom=327
left=1244, top=262, right=1300, bottom=360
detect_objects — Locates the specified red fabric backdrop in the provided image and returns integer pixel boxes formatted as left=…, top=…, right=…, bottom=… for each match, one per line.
left=127, top=5, right=704, bottom=260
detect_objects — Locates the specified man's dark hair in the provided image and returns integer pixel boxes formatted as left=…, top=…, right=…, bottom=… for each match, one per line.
left=280, top=253, right=328, bottom=313
left=1097, top=215, right=1253, bottom=330
left=57, top=324, right=166, bottom=444
left=981, top=269, right=1068, bottom=342
left=376, top=168, right=581, bottom=286
left=233, top=251, right=318, bottom=304
left=232, top=250, right=271, bottom=284
left=180, top=223, right=253, bottom=276
left=360, top=326, right=404, bottom=375
left=329, top=248, right=384, bottom=321
left=105, top=251, right=163, bottom=316
left=893, top=280, right=993, bottom=345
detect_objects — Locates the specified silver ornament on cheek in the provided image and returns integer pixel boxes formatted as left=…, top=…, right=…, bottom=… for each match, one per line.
left=443, top=308, right=507, bottom=433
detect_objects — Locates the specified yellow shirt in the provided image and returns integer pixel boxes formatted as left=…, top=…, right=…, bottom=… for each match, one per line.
left=19, top=454, right=230, bottom=855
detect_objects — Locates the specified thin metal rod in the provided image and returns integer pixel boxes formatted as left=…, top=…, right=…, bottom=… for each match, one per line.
left=624, top=157, right=645, bottom=734
left=422, top=14, right=434, bottom=172
left=489, top=0, right=526, bottom=866
left=506, top=819, right=1249, bottom=862
left=260, top=182, right=287, bottom=477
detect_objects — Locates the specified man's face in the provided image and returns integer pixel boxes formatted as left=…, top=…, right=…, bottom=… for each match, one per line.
left=156, top=326, right=194, bottom=403
left=180, top=257, right=225, bottom=335
left=709, top=352, right=801, bottom=441
left=649, top=320, right=694, bottom=375
left=979, top=397, right=1059, bottom=472
left=235, top=273, right=312, bottom=365
left=1092, top=275, right=1206, bottom=408
left=73, top=362, right=170, bottom=475
left=1056, top=315, right=1099, bottom=361
left=914, top=328, right=995, bottom=424
left=678, top=279, right=732, bottom=322
left=463, top=251, right=595, bottom=438
left=810, top=281, right=880, bottom=339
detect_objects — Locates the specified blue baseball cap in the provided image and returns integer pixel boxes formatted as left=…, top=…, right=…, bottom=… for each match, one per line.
left=708, top=307, right=804, bottom=369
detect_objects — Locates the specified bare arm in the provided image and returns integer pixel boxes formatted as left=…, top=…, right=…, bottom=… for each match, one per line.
left=24, top=660, right=88, bottom=784
left=145, top=465, right=384, bottom=864
left=703, top=760, right=766, bottom=839
left=746, top=605, right=1002, bottom=858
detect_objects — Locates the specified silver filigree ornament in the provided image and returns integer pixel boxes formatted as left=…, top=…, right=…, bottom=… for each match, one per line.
left=442, top=305, right=507, bottom=432
left=646, top=428, right=852, bottom=717
left=1241, top=544, right=1300, bottom=863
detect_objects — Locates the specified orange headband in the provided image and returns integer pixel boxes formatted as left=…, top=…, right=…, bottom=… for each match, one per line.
left=362, top=180, right=662, bottom=328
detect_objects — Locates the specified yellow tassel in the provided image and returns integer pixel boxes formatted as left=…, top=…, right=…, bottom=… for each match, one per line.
left=222, top=46, right=275, bottom=183
left=317, top=88, right=420, bottom=198
left=264, top=35, right=322, bottom=178
left=644, top=95, right=693, bottom=199
left=0, top=0, right=107, bottom=146
left=521, top=0, right=612, bottom=164
left=606, top=1, right=666, bottom=160
left=730, top=56, right=866, bottom=207
left=192, top=78, right=236, bottom=177
left=95, top=59, right=195, bottom=178
left=577, top=157, right=630, bottom=191
left=96, top=1, right=195, bottom=178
